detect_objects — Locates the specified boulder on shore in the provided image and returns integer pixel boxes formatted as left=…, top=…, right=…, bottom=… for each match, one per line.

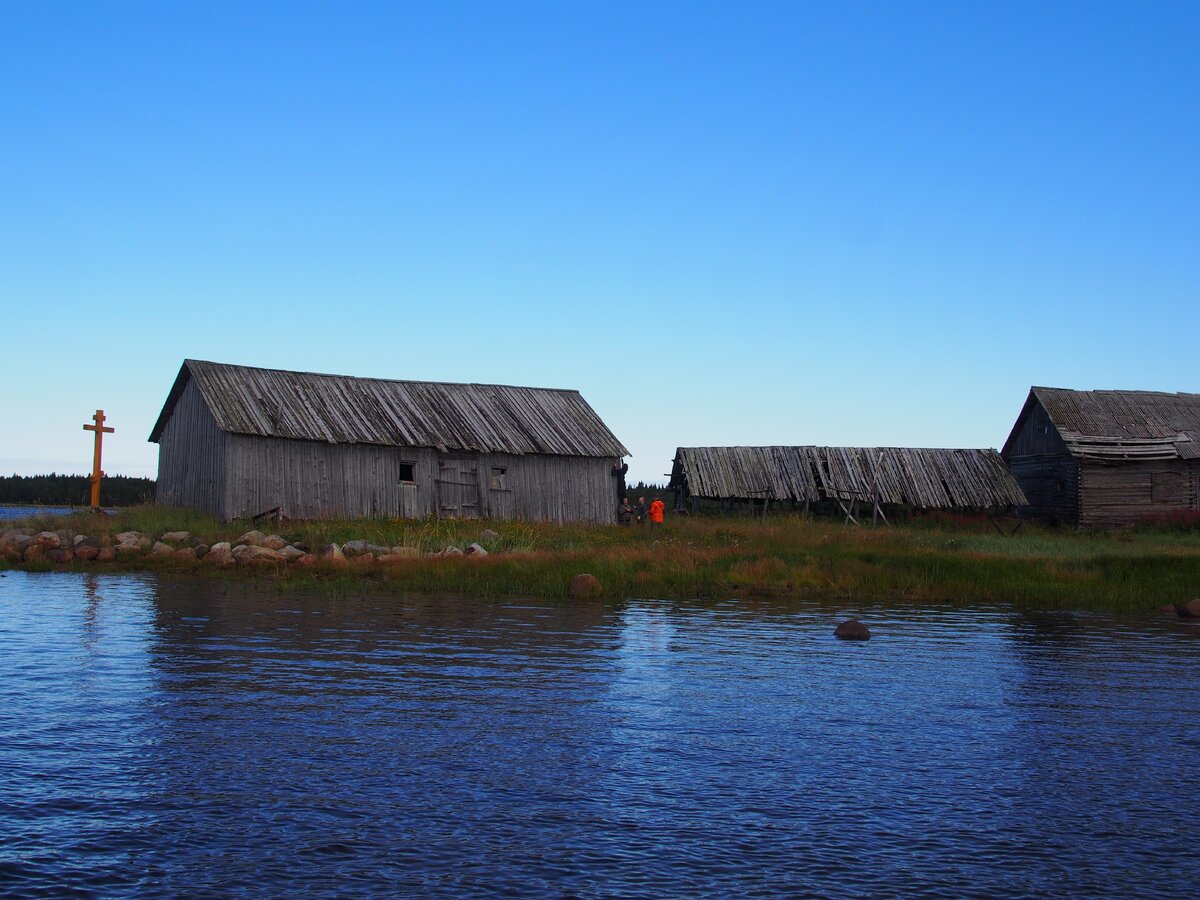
left=203, top=543, right=235, bottom=568
left=343, top=540, right=390, bottom=558
left=233, top=545, right=286, bottom=565
left=160, top=531, right=191, bottom=544
left=235, top=530, right=267, bottom=547
left=96, top=547, right=117, bottom=563
left=569, top=573, right=601, bottom=598
left=1176, top=599, right=1200, bottom=619
left=150, top=541, right=176, bottom=557
left=834, top=619, right=871, bottom=641
left=464, top=543, right=488, bottom=557
left=32, top=531, right=61, bottom=550
left=0, top=535, right=30, bottom=560
left=74, top=545, right=99, bottom=562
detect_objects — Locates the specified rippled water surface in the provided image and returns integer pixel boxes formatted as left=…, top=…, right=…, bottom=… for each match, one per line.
left=2, top=572, right=1198, bottom=897
left=0, top=507, right=82, bottom=520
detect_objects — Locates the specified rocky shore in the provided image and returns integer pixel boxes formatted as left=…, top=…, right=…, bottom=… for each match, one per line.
left=0, top=527, right=496, bottom=569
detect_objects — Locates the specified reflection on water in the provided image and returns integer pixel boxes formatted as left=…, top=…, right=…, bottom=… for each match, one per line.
left=1, top=572, right=1198, bottom=897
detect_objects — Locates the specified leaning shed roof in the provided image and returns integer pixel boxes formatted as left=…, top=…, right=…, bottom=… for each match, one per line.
left=1004, top=387, right=1200, bottom=461
left=149, top=360, right=629, bottom=457
left=671, top=446, right=1027, bottom=508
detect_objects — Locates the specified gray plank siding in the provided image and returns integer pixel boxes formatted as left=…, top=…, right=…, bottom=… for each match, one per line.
left=482, top=453, right=617, bottom=524
left=224, top=437, right=440, bottom=520
left=155, top=380, right=228, bottom=519
left=217, top=438, right=617, bottom=523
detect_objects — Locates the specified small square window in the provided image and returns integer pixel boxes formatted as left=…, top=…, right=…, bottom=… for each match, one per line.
left=490, top=467, right=507, bottom=490
left=399, top=462, right=416, bottom=483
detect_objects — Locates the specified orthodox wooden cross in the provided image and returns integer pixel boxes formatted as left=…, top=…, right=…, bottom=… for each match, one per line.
left=83, top=409, right=114, bottom=509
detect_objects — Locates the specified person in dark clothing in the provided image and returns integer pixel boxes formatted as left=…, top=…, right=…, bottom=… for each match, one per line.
left=618, top=497, right=633, bottom=526
left=611, top=461, right=628, bottom=502
left=634, top=496, right=648, bottom=525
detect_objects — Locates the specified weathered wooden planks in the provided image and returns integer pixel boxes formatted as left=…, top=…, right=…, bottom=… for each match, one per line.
left=670, top=446, right=1026, bottom=510
left=150, top=360, right=629, bottom=459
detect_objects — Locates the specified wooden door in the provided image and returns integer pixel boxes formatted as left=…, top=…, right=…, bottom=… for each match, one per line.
left=436, top=455, right=481, bottom=519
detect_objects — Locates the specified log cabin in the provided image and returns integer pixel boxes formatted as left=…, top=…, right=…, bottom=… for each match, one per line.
left=1001, top=387, right=1200, bottom=526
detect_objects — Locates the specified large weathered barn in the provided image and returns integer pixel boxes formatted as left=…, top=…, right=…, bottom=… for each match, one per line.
left=669, top=446, right=1026, bottom=514
left=1001, top=387, right=1200, bottom=526
left=150, top=360, right=629, bottom=523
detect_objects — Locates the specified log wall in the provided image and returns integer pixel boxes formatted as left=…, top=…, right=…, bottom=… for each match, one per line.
left=1007, top=455, right=1079, bottom=524
left=1078, top=460, right=1199, bottom=527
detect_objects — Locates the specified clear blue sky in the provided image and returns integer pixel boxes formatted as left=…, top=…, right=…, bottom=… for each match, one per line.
left=2, top=1, right=1196, bottom=485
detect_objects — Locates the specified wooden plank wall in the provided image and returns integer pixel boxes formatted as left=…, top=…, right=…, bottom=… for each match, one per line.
left=224, top=438, right=440, bottom=520
left=1006, top=402, right=1071, bottom=457
left=479, top=452, right=618, bottom=524
left=1078, top=460, right=1198, bottom=527
left=155, top=379, right=228, bottom=519
left=219, top=436, right=618, bottom=523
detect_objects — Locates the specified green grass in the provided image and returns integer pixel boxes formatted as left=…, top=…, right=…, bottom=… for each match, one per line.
left=4, top=506, right=1199, bottom=611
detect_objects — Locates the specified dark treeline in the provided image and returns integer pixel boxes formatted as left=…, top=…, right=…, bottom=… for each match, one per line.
left=0, top=473, right=156, bottom=507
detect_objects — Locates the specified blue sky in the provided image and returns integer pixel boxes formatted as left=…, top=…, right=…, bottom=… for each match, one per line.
left=2, top=1, right=1197, bottom=485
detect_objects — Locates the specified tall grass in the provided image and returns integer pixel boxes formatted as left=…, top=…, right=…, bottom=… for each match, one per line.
left=4, top=507, right=1199, bottom=610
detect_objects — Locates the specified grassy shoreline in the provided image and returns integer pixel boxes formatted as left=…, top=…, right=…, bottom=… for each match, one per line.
left=3, top=506, right=1199, bottom=611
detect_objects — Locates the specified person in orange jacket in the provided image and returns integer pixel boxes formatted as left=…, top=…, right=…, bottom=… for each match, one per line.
left=648, top=496, right=665, bottom=527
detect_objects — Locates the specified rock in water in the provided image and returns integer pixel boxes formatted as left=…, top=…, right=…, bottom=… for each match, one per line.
left=569, top=574, right=601, bottom=598
left=834, top=619, right=871, bottom=641
left=1176, top=599, right=1200, bottom=619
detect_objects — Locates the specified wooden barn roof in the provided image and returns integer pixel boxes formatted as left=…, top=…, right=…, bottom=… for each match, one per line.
left=671, top=446, right=1026, bottom=509
left=149, top=360, right=629, bottom=458
left=1004, top=387, right=1200, bottom=461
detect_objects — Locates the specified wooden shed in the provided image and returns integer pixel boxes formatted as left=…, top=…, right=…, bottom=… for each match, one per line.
left=669, top=446, right=1026, bottom=517
left=1001, top=387, right=1200, bottom=526
left=150, top=360, right=629, bottom=523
